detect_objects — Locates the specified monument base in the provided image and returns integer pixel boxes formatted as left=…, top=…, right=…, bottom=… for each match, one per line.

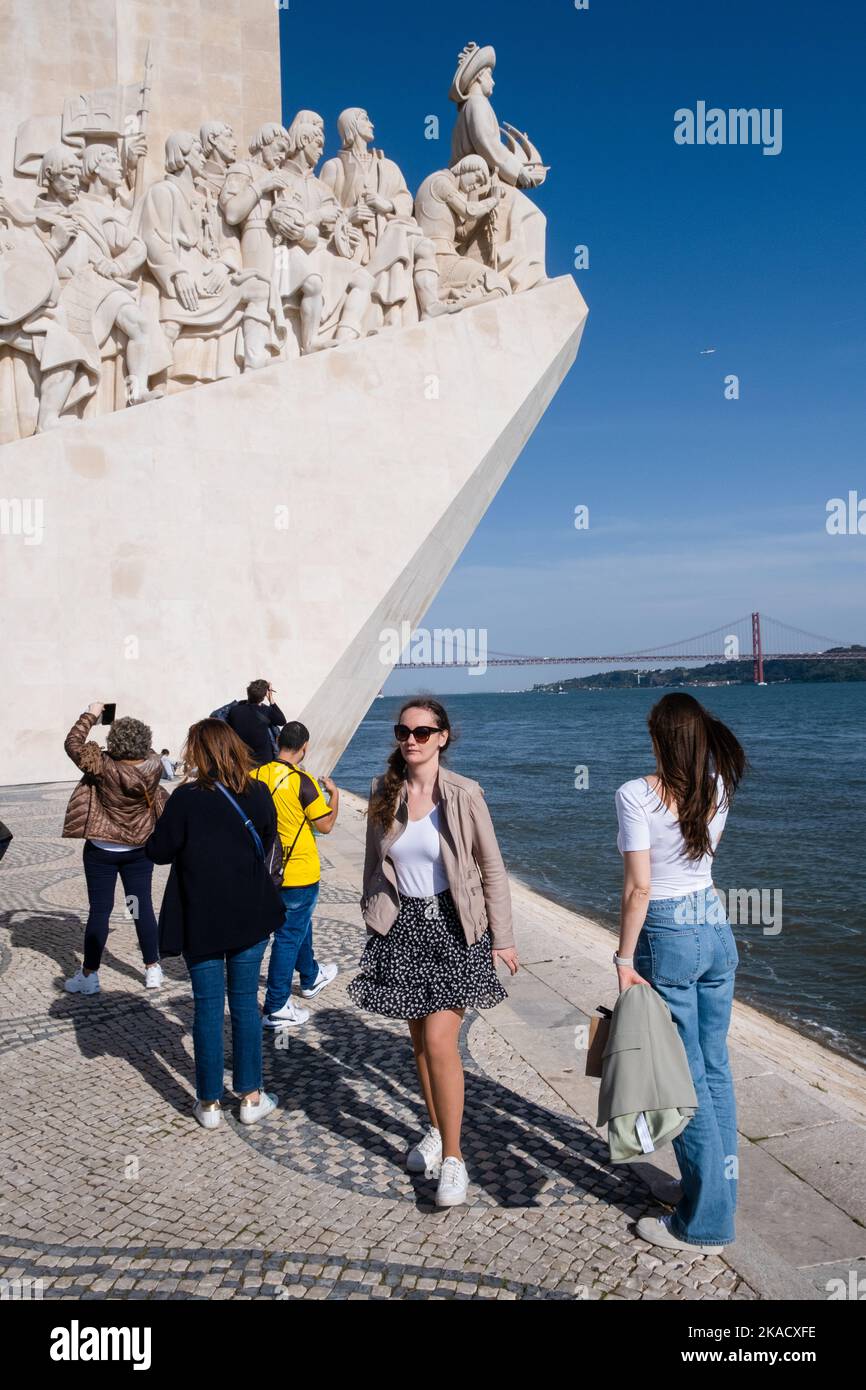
left=0, top=276, right=587, bottom=784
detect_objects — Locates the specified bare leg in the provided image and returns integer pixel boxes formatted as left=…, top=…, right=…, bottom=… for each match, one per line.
left=36, top=366, right=77, bottom=431
left=240, top=280, right=272, bottom=370
left=332, top=277, right=371, bottom=344
left=299, top=275, right=324, bottom=354
left=422, top=1008, right=465, bottom=1159
left=408, top=1018, right=439, bottom=1129
left=116, top=306, right=163, bottom=403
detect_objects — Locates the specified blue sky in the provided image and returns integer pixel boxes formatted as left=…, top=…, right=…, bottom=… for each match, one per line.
left=279, top=0, right=866, bottom=691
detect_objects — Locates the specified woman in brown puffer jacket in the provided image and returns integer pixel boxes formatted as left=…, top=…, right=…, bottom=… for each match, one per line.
left=62, top=702, right=168, bottom=996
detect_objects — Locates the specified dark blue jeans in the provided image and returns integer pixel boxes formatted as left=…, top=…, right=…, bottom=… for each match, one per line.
left=635, top=887, right=739, bottom=1245
left=184, top=938, right=268, bottom=1102
left=263, top=883, right=320, bottom=1015
left=82, top=842, right=159, bottom=971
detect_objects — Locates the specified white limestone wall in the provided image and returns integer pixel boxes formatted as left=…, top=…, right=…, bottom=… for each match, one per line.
left=0, top=0, right=280, bottom=193
left=0, top=277, right=587, bottom=784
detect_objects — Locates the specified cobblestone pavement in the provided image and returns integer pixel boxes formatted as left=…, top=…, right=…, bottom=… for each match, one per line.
left=0, top=785, right=758, bottom=1300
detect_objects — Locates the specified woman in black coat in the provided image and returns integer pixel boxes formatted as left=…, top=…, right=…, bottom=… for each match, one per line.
left=146, top=719, right=284, bottom=1130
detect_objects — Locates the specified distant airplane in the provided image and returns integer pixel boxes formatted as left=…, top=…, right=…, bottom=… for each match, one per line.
left=699, top=347, right=717, bottom=355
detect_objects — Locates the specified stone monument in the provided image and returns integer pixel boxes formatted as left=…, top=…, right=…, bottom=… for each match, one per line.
left=0, top=7, right=588, bottom=784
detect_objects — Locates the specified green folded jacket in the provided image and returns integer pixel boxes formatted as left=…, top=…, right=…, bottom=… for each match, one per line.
left=597, top=985, right=698, bottom=1164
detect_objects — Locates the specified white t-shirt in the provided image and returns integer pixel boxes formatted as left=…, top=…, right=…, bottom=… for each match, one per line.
left=615, top=774, right=728, bottom=899
left=388, top=804, right=450, bottom=898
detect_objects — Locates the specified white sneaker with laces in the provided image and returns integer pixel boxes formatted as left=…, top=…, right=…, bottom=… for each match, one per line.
left=64, top=968, right=100, bottom=995
left=406, top=1125, right=443, bottom=1178
left=239, top=1091, right=278, bottom=1125
left=435, top=1156, right=469, bottom=1208
left=144, top=963, right=164, bottom=989
left=193, top=1100, right=222, bottom=1130
left=263, top=999, right=310, bottom=1029
left=300, top=962, right=338, bottom=998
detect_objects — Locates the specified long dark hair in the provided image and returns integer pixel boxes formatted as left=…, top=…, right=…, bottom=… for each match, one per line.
left=180, top=718, right=253, bottom=795
left=647, top=693, right=747, bottom=861
left=368, top=695, right=453, bottom=831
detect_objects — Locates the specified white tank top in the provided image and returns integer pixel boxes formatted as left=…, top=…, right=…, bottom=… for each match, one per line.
left=388, top=804, right=450, bottom=897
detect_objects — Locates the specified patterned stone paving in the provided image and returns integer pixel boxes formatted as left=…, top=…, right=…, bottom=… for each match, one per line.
left=0, top=784, right=757, bottom=1300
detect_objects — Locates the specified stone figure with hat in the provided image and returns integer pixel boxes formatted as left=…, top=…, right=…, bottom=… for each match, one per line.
left=448, top=41, right=549, bottom=293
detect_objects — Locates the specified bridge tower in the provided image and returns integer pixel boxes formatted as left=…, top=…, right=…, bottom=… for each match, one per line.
left=751, top=611, right=765, bottom=685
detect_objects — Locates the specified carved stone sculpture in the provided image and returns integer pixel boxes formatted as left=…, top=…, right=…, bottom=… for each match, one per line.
left=53, top=141, right=169, bottom=408
left=320, top=108, right=439, bottom=327
left=270, top=111, right=373, bottom=354
left=414, top=156, right=511, bottom=310
left=197, top=121, right=243, bottom=268
left=448, top=42, right=548, bottom=293
left=1, top=41, right=555, bottom=438
left=139, top=131, right=273, bottom=383
left=0, top=150, right=100, bottom=433
left=219, top=122, right=291, bottom=359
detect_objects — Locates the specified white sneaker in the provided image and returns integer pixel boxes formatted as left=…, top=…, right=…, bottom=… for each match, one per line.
left=263, top=999, right=310, bottom=1029
left=436, top=1156, right=469, bottom=1208
left=144, top=963, right=164, bottom=989
left=636, top=1213, right=726, bottom=1255
left=300, top=962, right=339, bottom=998
left=406, top=1124, right=443, bottom=1178
left=239, top=1091, right=278, bottom=1125
left=64, top=968, right=100, bottom=995
left=193, top=1100, right=222, bottom=1130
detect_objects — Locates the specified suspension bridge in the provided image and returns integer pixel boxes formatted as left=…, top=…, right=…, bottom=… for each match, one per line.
left=392, top=612, right=862, bottom=684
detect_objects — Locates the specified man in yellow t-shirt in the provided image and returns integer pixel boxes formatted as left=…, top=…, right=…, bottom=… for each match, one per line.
left=251, top=721, right=340, bottom=1028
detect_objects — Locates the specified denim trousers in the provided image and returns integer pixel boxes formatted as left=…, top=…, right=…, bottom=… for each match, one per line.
left=263, top=882, right=320, bottom=1015
left=82, top=842, right=159, bottom=971
left=184, top=938, right=268, bottom=1102
left=635, top=886, right=739, bottom=1245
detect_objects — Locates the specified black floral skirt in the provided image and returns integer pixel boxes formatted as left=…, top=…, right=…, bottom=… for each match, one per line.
left=348, top=888, right=508, bottom=1020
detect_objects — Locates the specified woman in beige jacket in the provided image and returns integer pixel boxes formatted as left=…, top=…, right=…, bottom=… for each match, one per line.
left=350, top=696, right=518, bottom=1208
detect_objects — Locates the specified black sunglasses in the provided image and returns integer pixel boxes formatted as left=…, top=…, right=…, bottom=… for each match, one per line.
left=394, top=723, right=442, bottom=744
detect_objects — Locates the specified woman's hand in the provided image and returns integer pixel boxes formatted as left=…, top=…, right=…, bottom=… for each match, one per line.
left=493, top=947, right=519, bottom=976
left=616, top=963, right=650, bottom=994
left=88, top=702, right=105, bottom=718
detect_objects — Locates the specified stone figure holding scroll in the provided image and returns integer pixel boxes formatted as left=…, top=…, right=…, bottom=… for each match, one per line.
left=319, top=108, right=440, bottom=328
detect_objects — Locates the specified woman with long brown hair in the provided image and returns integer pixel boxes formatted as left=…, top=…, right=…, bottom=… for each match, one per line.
left=350, top=696, right=518, bottom=1208
left=146, top=719, right=285, bottom=1129
left=614, top=692, right=747, bottom=1253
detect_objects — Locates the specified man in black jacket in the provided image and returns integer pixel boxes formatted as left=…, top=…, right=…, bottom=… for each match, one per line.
left=227, top=680, right=286, bottom=765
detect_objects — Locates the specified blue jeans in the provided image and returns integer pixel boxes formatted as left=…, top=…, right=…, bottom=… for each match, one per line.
left=184, top=938, right=268, bottom=1102
left=82, top=842, right=159, bottom=971
left=263, top=883, right=320, bottom=1016
left=635, top=887, right=739, bottom=1245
